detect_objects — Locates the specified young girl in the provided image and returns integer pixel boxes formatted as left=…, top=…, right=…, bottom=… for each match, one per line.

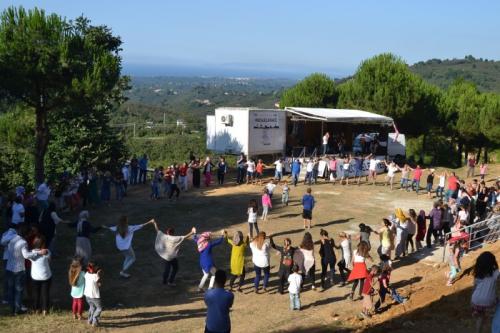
left=361, top=265, right=380, bottom=318
left=247, top=199, right=259, bottom=238
left=336, top=232, right=352, bottom=286
left=294, top=232, right=316, bottom=290
left=281, top=181, right=290, bottom=206
left=84, top=262, right=102, bottom=327
left=255, top=159, right=265, bottom=185
left=250, top=231, right=271, bottom=293
left=29, top=235, right=52, bottom=315
left=319, top=229, right=336, bottom=289
left=341, top=156, right=350, bottom=185
left=68, top=257, right=85, bottom=320
left=194, top=230, right=225, bottom=291
left=446, top=239, right=466, bottom=286
left=479, top=162, right=487, bottom=181
left=348, top=241, right=371, bottom=300
left=471, top=251, right=499, bottom=333
left=226, top=230, right=249, bottom=292
left=261, top=188, right=272, bottom=221
left=103, top=216, right=155, bottom=278
left=375, top=262, right=391, bottom=312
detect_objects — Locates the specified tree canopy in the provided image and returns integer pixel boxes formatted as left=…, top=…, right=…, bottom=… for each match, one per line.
left=280, top=73, right=337, bottom=108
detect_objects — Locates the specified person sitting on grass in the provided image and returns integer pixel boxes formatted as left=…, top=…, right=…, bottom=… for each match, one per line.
left=204, top=270, right=234, bottom=333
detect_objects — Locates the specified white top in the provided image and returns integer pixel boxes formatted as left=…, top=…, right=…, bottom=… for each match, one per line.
left=353, top=250, right=366, bottom=263
left=369, top=159, right=379, bottom=171
left=12, top=203, right=25, bottom=224
left=340, top=239, right=352, bottom=264
left=343, top=162, right=350, bottom=170
left=36, top=183, right=51, bottom=201
left=322, top=135, right=329, bottom=145
left=1, top=228, right=17, bottom=260
left=387, top=165, right=398, bottom=177
left=246, top=161, right=256, bottom=173
left=439, top=175, right=446, bottom=187
left=30, top=251, right=52, bottom=281
left=122, top=166, right=130, bottom=181
left=274, top=160, right=283, bottom=172
left=84, top=272, right=101, bottom=298
left=288, top=272, right=303, bottom=294
left=155, top=231, right=186, bottom=261
left=266, top=183, right=276, bottom=194
left=6, top=235, right=40, bottom=273
left=458, top=210, right=469, bottom=222
left=50, top=211, right=63, bottom=225
left=471, top=270, right=500, bottom=306
left=306, top=162, right=314, bottom=172
left=247, top=208, right=257, bottom=223
left=301, top=248, right=315, bottom=273
left=250, top=241, right=270, bottom=268
left=109, top=224, right=144, bottom=250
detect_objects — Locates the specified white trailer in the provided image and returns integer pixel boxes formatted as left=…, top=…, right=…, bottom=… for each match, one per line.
left=206, top=107, right=286, bottom=156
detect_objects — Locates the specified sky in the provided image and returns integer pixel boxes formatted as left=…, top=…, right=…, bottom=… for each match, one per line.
left=3, top=0, right=500, bottom=77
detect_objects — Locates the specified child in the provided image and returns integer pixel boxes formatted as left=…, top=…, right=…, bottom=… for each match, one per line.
left=281, top=181, right=290, bottom=206
left=374, top=262, right=391, bottom=312
left=471, top=251, right=499, bottom=333
left=288, top=265, right=302, bottom=310
left=29, top=235, right=52, bottom=315
left=84, top=262, right=102, bottom=327
left=194, top=230, right=225, bottom=291
left=103, top=216, right=155, bottom=278
left=479, top=162, right=487, bottom=181
left=247, top=199, right=259, bottom=238
left=265, top=180, right=277, bottom=199
left=255, top=159, right=265, bottom=185
left=361, top=265, right=380, bottom=318
left=446, top=239, right=466, bottom=286
left=226, top=231, right=249, bottom=292
left=68, top=257, right=85, bottom=320
left=261, top=189, right=272, bottom=221
left=341, top=156, right=350, bottom=186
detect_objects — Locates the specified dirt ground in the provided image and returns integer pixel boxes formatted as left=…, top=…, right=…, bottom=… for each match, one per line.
left=0, top=165, right=498, bottom=333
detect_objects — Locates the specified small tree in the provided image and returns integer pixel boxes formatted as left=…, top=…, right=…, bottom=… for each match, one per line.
left=0, top=7, right=126, bottom=183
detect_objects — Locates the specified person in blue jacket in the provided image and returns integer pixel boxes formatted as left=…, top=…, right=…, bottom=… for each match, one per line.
left=194, top=230, right=225, bottom=291
left=291, top=159, right=301, bottom=187
left=302, top=187, right=315, bottom=229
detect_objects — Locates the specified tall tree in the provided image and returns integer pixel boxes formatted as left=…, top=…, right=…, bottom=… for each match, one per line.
left=0, top=7, right=126, bottom=183
left=280, top=73, right=337, bottom=108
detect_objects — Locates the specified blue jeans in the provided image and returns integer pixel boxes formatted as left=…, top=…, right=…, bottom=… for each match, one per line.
left=289, top=293, right=300, bottom=310
left=151, top=183, right=159, bottom=199
left=305, top=171, right=313, bottom=185
left=254, top=265, right=270, bottom=289
left=86, top=297, right=102, bottom=325
left=436, top=186, right=444, bottom=198
left=163, top=258, right=178, bottom=284
left=322, top=144, right=328, bottom=155
left=493, top=303, right=500, bottom=333
left=275, top=171, right=282, bottom=181
left=292, top=173, right=299, bottom=186
left=7, top=270, right=25, bottom=313
left=411, top=180, right=420, bottom=193
left=130, top=167, right=138, bottom=185
left=139, top=168, right=147, bottom=184
left=121, top=247, right=136, bottom=272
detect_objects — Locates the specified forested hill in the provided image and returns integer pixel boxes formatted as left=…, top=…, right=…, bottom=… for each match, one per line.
left=410, top=56, right=500, bottom=92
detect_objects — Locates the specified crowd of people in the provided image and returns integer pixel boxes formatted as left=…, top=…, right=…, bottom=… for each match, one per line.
left=0, top=149, right=498, bottom=333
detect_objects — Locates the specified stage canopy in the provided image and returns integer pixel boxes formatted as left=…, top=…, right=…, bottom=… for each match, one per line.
left=285, top=107, right=394, bottom=126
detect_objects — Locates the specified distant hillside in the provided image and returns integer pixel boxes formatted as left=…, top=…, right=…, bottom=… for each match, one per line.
left=410, top=56, right=500, bottom=92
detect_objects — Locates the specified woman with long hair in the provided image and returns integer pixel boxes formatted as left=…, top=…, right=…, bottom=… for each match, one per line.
left=319, top=229, right=336, bottom=289
left=247, top=199, right=259, bottom=238
left=68, top=256, right=85, bottom=320
left=415, top=209, right=427, bottom=250
left=347, top=241, right=371, bottom=300
left=378, top=218, right=394, bottom=259
left=407, top=209, right=418, bottom=253
left=103, top=216, right=154, bottom=278
left=189, top=158, right=201, bottom=188
left=294, top=232, right=317, bottom=290
left=202, top=156, right=215, bottom=187
left=249, top=231, right=271, bottom=293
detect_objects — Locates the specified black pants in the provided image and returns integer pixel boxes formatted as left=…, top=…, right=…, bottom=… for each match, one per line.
left=229, top=267, right=245, bottom=289
left=169, top=184, right=180, bottom=199
left=406, top=233, right=415, bottom=252
left=163, top=258, right=178, bottom=284
left=32, top=278, right=51, bottom=312
left=217, top=173, right=225, bottom=185
left=278, top=268, right=291, bottom=294
left=337, top=259, right=350, bottom=282
left=351, top=278, right=364, bottom=297
left=237, top=168, right=245, bottom=184
left=320, top=258, right=336, bottom=287
left=426, top=223, right=440, bottom=248
left=301, top=265, right=316, bottom=288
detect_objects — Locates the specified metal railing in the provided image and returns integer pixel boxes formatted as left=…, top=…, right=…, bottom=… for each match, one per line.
left=442, top=214, right=500, bottom=262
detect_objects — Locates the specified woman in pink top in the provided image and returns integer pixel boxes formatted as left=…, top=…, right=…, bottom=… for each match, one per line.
left=261, top=189, right=272, bottom=221
left=479, top=163, right=487, bottom=181
left=328, top=157, right=337, bottom=184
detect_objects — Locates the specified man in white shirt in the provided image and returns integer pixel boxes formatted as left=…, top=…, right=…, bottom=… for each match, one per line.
left=322, top=132, right=330, bottom=155
left=305, top=160, right=314, bottom=185
left=36, top=181, right=51, bottom=210
left=274, top=159, right=283, bottom=181
left=11, top=197, right=25, bottom=225
left=6, top=226, right=46, bottom=314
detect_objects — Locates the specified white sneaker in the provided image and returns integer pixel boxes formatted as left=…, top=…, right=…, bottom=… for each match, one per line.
left=120, top=271, right=131, bottom=278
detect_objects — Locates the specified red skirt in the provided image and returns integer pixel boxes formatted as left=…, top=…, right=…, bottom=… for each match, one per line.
left=348, top=262, right=368, bottom=281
